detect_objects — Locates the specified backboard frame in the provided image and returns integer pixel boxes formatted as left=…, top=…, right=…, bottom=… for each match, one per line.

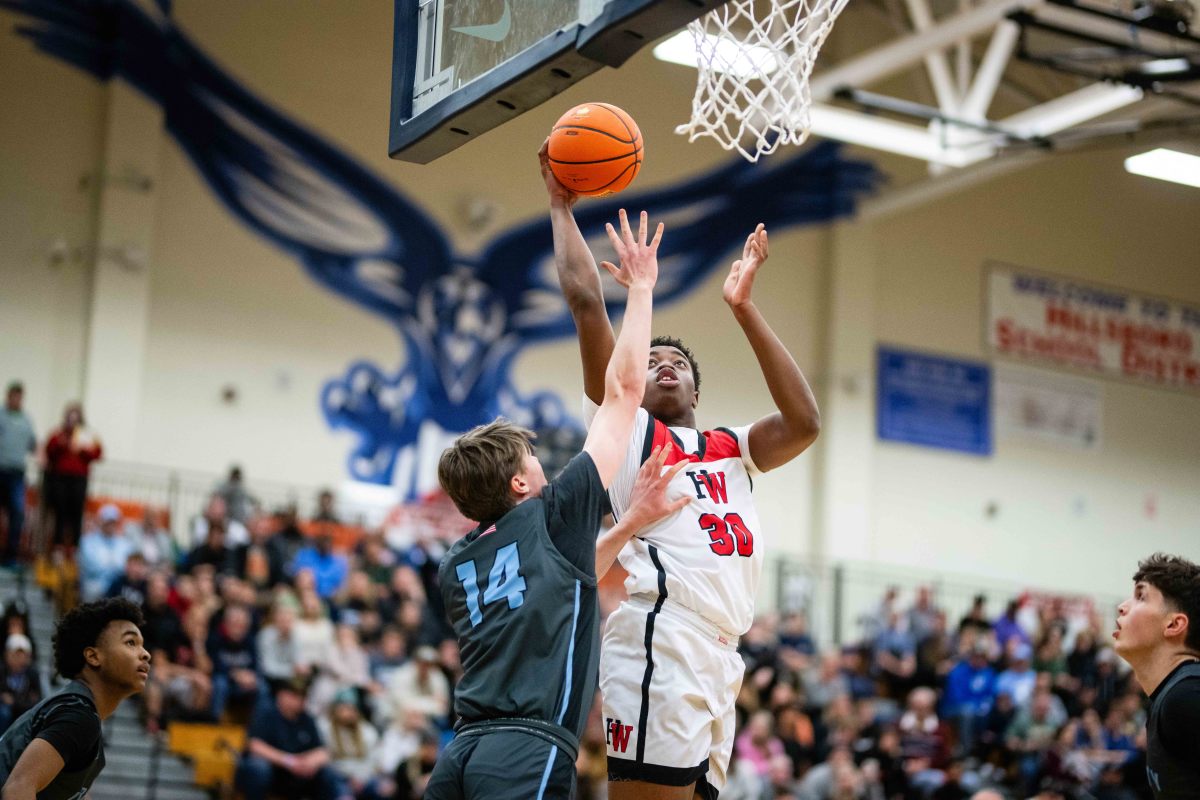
left=389, top=0, right=730, bottom=163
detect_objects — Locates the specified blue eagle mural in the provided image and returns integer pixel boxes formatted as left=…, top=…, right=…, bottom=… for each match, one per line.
left=3, top=0, right=880, bottom=497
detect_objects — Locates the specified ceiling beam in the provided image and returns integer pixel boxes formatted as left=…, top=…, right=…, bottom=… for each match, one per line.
left=962, top=20, right=1022, bottom=121
left=857, top=96, right=1180, bottom=221
left=903, top=0, right=961, bottom=113
left=1000, top=82, right=1145, bottom=138
left=809, top=104, right=976, bottom=165
left=810, top=0, right=1046, bottom=101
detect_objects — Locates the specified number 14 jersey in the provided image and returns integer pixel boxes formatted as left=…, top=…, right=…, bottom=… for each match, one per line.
left=588, top=401, right=764, bottom=636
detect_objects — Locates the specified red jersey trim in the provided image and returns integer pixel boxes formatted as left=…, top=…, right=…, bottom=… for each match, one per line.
left=642, top=417, right=741, bottom=466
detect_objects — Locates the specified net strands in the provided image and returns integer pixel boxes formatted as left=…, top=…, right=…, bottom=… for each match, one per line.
left=677, top=0, right=850, bottom=162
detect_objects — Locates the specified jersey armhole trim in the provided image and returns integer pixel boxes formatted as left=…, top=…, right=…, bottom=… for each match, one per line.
left=639, top=415, right=660, bottom=464
left=716, top=426, right=757, bottom=488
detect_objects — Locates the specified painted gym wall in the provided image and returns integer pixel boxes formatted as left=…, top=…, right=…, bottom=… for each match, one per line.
left=2, top=1, right=1197, bottom=603
left=0, top=0, right=829, bottom=548
left=0, top=22, right=103, bottom=430
left=857, top=148, right=1200, bottom=596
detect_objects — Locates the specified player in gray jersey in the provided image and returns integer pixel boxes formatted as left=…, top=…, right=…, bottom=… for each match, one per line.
left=426, top=209, right=687, bottom=800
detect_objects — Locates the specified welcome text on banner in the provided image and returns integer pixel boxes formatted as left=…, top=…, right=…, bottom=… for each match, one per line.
left=986, top=263, right=1200, bottom=392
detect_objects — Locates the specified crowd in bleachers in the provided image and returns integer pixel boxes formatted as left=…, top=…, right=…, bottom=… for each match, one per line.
left=690, top=590, right=1151, bottom=800
left=0, top=382, right=1157, bottom=799
left=5, top=481, right=1155, bottom=800
left=123, top=492, right=465, bottom=800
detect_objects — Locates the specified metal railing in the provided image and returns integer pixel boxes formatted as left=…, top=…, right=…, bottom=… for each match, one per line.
left=770, top=555, right=1126, bottom=648
left=22, top=459, right=399, bottom=549
left=15, top=460, right=1128, bottom=649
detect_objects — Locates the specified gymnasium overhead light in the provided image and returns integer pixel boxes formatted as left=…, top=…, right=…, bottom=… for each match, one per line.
left=1124, top=147, right=1200, bottom=189
left=653, top=30, right=779, bottom=78
left=1138, top=57, right=1192, bottom=76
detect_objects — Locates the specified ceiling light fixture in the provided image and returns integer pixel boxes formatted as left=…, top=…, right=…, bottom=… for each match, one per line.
left=1124, top=147, right=1200, bottom=188
left=652, top=30, right=779, bottom=79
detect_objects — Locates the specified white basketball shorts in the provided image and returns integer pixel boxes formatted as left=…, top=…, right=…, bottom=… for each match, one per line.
left=600, top=594, right=745, bottom=795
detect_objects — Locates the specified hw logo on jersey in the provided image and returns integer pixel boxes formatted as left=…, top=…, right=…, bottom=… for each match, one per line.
left=688, top=469, right=728, bottom=503
left=606, top=718, right=634, bottom=753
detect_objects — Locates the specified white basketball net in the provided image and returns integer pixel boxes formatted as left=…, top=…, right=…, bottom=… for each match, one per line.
left=676, top=0, right=851, bottom=162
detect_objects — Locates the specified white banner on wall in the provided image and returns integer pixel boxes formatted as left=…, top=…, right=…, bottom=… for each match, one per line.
left=986, top=262, right=1200, bottom=392
left=995, top=366, right=1102, bottom=451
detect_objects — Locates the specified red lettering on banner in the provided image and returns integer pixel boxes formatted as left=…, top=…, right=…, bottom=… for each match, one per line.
left=993, top=268, right=1200, bottom=392
left=1121, top=344, right=1200, bottom=386
left=1044, top=305, right=1194, bottom=354
left=995, top=319, right=1101, bottom=367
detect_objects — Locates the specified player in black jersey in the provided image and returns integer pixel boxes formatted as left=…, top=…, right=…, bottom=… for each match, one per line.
left=0, top=598, right=150, bottom=800
left=426, top=209, right=687, bottom=800
left=1112, top=553, right=1200, bottom=799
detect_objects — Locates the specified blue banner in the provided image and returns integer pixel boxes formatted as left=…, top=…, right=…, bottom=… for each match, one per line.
left=877, top=347, right=992, bottom=455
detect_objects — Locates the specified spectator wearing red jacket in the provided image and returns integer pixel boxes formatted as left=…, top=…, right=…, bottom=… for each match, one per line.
left=43, top=402, right=102, bottom=550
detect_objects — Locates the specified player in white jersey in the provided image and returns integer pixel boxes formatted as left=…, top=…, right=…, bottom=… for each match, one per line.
left=541, top=143, right=821, bottom=800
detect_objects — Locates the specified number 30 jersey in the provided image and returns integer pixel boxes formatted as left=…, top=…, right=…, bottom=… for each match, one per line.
left=587, top=401, right=764, bottom=636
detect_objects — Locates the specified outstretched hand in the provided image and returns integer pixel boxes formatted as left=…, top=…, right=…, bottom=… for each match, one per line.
left=723, top=223, right=768, bottom=309
left=538, top=138, right=577, bottom=208
left=601, top=209, right=664, bottom=291
left=624, top=445, right=690, bottom=530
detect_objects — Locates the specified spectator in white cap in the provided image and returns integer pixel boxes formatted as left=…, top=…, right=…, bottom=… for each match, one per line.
left=79, top=504, right=133, bottom=602
left=0, top=632, right=43, bottom=733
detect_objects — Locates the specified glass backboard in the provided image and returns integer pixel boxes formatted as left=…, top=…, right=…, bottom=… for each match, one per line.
left=390, top=0, right=729, bottom=163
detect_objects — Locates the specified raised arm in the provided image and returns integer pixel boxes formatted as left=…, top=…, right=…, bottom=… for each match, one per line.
left=582, top=209, right=662, bottom=487
left=540, top=140, right=615, bottom=405
left=725, top=225, right=821, bottom=472
left=595, top=446, right=689, bottom=578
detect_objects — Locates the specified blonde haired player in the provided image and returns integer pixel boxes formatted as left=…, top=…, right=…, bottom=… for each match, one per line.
left=540, top=143, right=820, bottom=799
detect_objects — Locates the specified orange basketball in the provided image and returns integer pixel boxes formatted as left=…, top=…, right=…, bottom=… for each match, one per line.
left=548, top=103, right=643, bottom=197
